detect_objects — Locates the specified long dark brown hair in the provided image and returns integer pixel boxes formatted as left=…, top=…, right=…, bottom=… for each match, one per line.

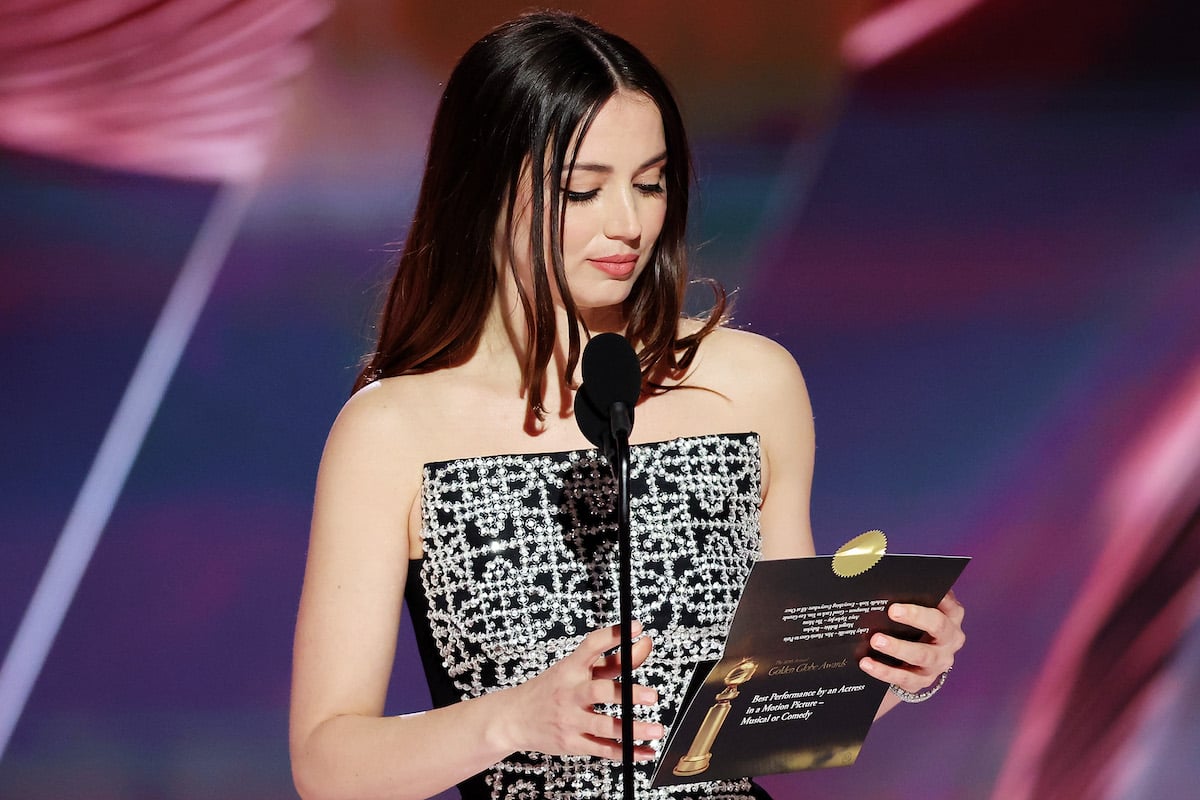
left=354, top=11, right=726, bottom=418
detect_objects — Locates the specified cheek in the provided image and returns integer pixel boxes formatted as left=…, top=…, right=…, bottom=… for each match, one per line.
left=560, top=205, right=597, bottom=257
left=645, top=204, right=667, bottom=242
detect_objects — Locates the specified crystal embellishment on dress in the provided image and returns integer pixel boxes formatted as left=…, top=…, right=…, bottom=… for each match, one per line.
left=415, top=433, right=765, bottom=799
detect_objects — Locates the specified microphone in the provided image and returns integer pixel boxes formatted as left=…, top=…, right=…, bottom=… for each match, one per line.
left=574, top=332, right=641, bottom=449
left=573, top=331, right=642, bottom=800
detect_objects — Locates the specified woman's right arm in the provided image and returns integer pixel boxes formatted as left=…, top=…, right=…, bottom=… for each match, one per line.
left=289, top=385, right=662, bottom=800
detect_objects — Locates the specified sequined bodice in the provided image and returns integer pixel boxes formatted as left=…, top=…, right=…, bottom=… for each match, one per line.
left=410, top=432, right=764, bottom=799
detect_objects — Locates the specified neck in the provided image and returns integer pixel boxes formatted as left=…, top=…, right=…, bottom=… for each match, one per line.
left=479, top=276, right=627, bottom=423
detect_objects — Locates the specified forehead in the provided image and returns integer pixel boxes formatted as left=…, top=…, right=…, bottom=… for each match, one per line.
left=572, top=92, right=666, bottom=164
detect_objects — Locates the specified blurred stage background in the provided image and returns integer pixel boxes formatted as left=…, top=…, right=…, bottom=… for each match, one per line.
left=2, top=1, right=1198, bottom=798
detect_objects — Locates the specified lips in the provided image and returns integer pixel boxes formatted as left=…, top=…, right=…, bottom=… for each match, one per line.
left=588, top=253, right=638, bottom=277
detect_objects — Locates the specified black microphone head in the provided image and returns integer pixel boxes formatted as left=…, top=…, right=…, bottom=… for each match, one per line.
left=573, top=386, right=609, bottom=448
left=580, top=333, right=642, bottom=410
left=575, top=333, right=641, bottom=449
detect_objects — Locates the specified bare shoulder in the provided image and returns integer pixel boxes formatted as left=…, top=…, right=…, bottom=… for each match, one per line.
left=686, top=324, right=808, bottom=406
left=330, top=379, right=408, bottom=440
left=324, top=378, right=425, bottom=467
left=698, top=324, right=797, bottom=366
left=315, top=373, right=447, bottom=517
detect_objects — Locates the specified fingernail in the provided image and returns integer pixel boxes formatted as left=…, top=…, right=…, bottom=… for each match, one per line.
left=891, top=605, right=906, bottom=620
left=872, top=635, right=888, bottom=650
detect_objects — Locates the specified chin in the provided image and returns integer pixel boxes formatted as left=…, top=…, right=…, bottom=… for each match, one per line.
left=575, top=299, right=629, bottom=329
left=575, top=277, right=640, bottom=307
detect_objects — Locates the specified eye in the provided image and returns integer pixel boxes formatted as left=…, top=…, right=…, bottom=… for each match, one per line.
left=635, top=182, right=665, bottom=196
left=564, top=188, right=599, bottom=204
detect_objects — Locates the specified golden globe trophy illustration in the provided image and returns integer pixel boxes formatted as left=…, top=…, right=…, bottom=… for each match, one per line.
left=672, top=657, right=758, bottom=778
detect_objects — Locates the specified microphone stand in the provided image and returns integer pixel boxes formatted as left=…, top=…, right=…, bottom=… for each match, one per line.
left=604, top=402, right=635, bottom=800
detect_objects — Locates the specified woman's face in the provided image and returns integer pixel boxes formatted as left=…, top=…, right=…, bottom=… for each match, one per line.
left=501, top=91, right=669, bottom=328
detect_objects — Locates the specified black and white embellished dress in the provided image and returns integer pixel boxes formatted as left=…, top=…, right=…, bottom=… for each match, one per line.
left=405, top=432, right=770, bottom=800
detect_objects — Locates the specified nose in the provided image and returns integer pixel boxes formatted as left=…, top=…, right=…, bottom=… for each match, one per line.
left=603, top=187, right=642, bottom=243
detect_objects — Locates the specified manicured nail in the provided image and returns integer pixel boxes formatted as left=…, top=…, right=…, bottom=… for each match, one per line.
left=873, top=635, right=888, bottom=650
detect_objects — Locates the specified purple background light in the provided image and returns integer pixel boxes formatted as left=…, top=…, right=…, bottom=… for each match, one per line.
left=1, top=1, right=1198, bottom=798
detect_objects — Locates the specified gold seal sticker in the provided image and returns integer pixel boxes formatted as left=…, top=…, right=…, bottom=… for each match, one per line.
left=832, top=529, right=887, bottom=577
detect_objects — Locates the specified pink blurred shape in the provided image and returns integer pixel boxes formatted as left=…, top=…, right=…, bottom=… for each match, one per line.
left=993, top=357, right=1200, bottom=799
left=842, top=0, right=986, bottom=70
left=0, top=0, right=331, bottom=181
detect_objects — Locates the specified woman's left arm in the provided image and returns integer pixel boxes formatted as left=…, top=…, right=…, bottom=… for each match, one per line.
left=734, top=330, right=966, bottom=718
left=729, top=330, right=815, bottom=561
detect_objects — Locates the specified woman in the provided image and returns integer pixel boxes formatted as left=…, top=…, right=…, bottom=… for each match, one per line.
left=290, top=11, right=965, bottom=800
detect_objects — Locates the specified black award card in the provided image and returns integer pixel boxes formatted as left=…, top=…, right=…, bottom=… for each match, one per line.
left=651, top=532, right=969, bottom=787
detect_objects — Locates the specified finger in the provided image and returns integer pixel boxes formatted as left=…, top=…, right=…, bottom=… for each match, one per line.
left=588, top=677, right=659, bottom=707
left=859, top=656, right=935, bottom=693
left=869, top=633, right=943, bottom=673
left=577, top=620, right=643, bottom=665
left=592, top=635, right=653, bottom=679
left=581, top=734, right=659, bottom=763
left=889, top=603, right=953, bottom=643
left=893, top=602, right=966, bottom=655
left=630, top=633, right=653, bottom=668
left=940, top=590, right=966, bottom=625
left=586, top=712, right=665, bottom=743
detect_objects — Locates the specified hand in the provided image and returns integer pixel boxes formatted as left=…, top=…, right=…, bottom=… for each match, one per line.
left=859, top=590, right=966, bottom=694
left=505, top=620, right=663, bottom=761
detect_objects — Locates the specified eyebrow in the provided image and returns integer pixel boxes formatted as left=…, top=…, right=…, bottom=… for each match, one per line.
left=566, top=151, right=668, bottom=175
